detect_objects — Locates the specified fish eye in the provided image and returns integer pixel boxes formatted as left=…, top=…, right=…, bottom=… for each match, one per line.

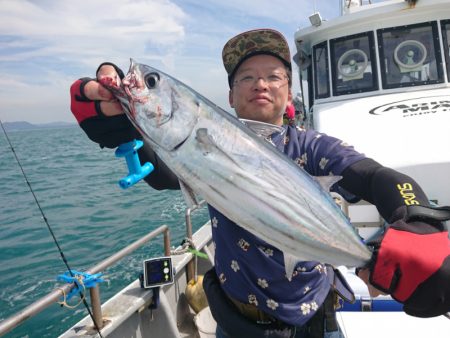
left=145, top=72, right=160, bottom=88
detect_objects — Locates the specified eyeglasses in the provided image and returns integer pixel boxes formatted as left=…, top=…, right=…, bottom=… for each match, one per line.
left=233, top=73, right=289, bottom=89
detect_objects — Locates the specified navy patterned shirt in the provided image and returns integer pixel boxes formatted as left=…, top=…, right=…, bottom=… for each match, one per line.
left=209, top=124, right=366, bottom=327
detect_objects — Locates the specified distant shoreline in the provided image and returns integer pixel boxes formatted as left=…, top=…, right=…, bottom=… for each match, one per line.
left=2, top=121, right=76, bottom=132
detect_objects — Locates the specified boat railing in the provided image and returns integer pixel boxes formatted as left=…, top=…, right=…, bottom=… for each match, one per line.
left=0, top=198, right=208, bottom=336
left=0, top=225, right=170, bottom=336
left=185, top=200, right=207, bottom=282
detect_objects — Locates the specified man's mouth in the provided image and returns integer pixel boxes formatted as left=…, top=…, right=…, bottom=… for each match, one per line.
left=250, top=96, right=272, bottom=104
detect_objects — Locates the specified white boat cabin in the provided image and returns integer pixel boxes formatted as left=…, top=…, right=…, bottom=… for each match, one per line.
left=294, top=0, right=450, bottom=234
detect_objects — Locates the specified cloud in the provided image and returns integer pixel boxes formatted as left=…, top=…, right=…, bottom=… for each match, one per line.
left=0, top=0, right=187, bottom=63
left=0, top=0, right=190, bottom=123
left=0, top=0, right=346, bottom=123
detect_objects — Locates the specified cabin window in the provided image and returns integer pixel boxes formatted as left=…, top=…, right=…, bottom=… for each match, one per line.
left=313, top=41, right=330, bottom=99
left=377, top=22, right=443, bottom=89
left=330, top=32, right=378, bottom=96
left=441, top=20, right=450, bottom=81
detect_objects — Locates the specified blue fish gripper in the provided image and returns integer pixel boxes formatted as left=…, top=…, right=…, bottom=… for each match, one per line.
left=115, top=139, right=154, bottom=189
left=56, top=270, right=105, bottom=302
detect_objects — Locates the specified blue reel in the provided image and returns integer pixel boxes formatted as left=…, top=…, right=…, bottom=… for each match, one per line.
left=115, top=140, right=154, bottom=189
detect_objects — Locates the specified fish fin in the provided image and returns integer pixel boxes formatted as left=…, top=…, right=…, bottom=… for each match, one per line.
left=283, top=253, right=299, bottom=281
left=239, top=119, right=284, bottom=138
left=195, top=128, right=215, bottom=154
left=314, top=175, right=342, bottom=192
left=179, top=180, right=199, bottom=209
left=195, top=128, right=240, bottom=165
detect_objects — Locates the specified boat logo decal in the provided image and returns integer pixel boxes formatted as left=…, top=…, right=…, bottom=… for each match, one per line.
left=369, top=95, right=450, bottom=117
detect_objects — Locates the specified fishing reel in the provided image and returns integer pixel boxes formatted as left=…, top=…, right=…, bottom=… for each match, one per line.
left=115, top=139, right=154, bottom=189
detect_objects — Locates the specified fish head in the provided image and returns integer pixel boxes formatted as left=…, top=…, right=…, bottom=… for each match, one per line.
left=121, top=59, right=199, bottom=152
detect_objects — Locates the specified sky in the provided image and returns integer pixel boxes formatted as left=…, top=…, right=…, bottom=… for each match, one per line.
left=0, top=0, right=346, bottom=124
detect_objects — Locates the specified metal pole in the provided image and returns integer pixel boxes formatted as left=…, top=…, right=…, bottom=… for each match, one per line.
left=87, top=225, right=169, bottom=275
left=164, top=228, right=171, bottom=256
left=185, top=206, right=195, bottom=282
left=90, top=285, right=103, bottom=330
left=184, top=200, right=206, bottom=283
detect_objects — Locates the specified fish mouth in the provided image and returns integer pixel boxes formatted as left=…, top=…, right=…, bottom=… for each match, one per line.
left=124, top=85, right=132, bottom=99
left=119, top=86, right=136, bottom=119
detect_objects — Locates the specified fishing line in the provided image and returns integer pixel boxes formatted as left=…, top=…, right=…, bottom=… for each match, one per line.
left=0, top=119, right=104, bottom=338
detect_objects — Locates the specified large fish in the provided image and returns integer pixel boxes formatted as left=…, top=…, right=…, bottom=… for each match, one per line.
left=101, top=59, right=372, bottom=277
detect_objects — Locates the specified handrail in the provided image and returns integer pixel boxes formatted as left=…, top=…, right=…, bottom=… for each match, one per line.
left=0, top=224, right=171, bottom=336
left=185, top=200, right=207, bottom=282
left=185, top=200, right=207, bottom=241
left=87, top=224, right=171, bottom=275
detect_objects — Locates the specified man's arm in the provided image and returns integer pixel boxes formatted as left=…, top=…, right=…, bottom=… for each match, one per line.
left=70, top=62, right=179, bottom=190
left=339, top=158, right=431, bottom=222
left=339, top=158, right=450, bottom=317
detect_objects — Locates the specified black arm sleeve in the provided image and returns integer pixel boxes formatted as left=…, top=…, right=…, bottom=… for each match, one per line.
left=339, top=158, right=431, bottom=223
left=138, top=143, right=180, bottom=190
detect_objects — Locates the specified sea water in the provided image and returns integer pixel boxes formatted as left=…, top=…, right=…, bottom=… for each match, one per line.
left=0, top=126, right=209, bottom=337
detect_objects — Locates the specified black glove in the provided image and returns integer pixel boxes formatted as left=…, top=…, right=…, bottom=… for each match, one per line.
left=369, top=206, right=450, bottom=317
left=70, top=62, right=140, bottom=148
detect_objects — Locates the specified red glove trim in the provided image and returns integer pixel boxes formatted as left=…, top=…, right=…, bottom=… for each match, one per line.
left=70, top=79, right=100, bottom=124
left=372, top=228, right=450, bottom=301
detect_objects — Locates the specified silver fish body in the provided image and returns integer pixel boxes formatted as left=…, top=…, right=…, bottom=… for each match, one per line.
left=108, top=60, right=372, bottom=274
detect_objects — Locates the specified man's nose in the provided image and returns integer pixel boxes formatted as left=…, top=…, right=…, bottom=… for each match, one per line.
left=253, top=77, right=269, bottom=90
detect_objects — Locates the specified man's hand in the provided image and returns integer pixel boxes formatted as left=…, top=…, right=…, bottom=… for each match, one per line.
left=70, top=62, right=141, bottom=148
left=355, top=268, right=386, bottom=298
left=359, top=217, right=450, bottom=317
left=83, top=64, right=123, bottom=116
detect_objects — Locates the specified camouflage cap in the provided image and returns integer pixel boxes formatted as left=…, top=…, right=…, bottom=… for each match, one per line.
left=222, top=29, right=291, bottom=82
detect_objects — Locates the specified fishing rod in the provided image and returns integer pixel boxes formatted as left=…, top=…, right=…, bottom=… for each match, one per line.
left=0, top=119, right=104, bottom=338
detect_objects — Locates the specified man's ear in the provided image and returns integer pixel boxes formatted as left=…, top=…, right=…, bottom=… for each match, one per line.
left=288, top=89, right=293, bottom=104
left=229, top=89, right=234, bottom=108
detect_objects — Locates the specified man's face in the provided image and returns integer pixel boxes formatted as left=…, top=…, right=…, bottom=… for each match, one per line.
left=229, top=54, right=292, bottom=126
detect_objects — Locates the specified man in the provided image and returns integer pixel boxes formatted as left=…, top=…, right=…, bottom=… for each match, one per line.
left=70, top=29, right=450, bottom=338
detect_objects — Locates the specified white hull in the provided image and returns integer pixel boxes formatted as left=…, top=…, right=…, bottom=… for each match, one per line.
left=314, top=91, right=450, bottom=206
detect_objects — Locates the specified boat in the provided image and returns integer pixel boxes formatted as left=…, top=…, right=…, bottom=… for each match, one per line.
left=294, top=0, right=450, bottom=213
left=292, top=0, right=450, bottom=336
left=1, top=0, right=449, bottom=337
